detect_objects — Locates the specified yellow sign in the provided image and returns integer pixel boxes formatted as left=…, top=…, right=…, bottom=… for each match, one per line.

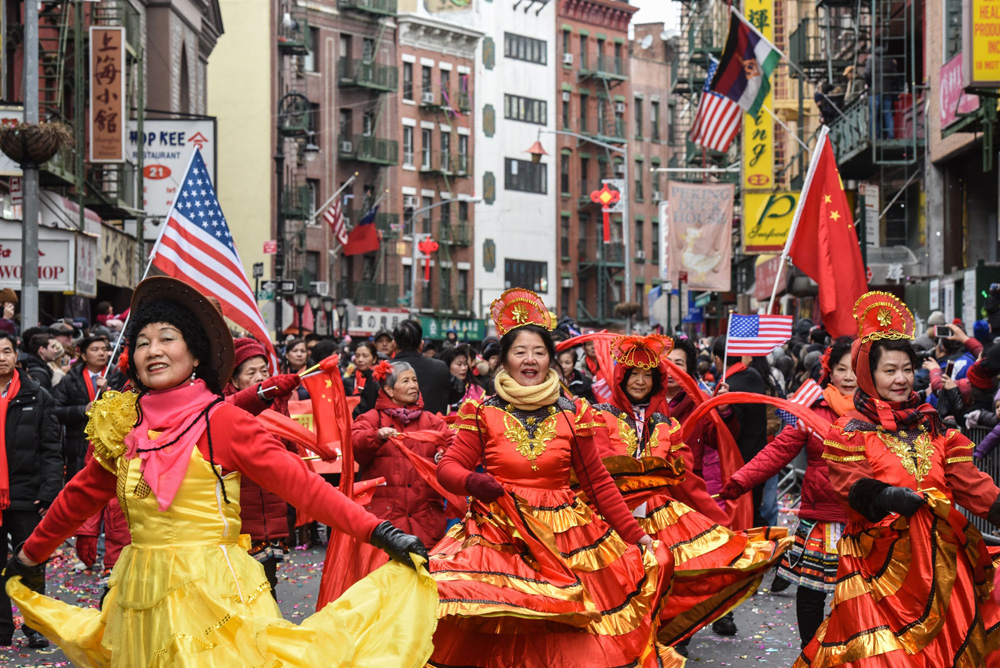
left=743, top=191, right=800, bottom=253
left=742, top=0, right=774, bottom=189
left=965, top=0, right=1000, bottom=86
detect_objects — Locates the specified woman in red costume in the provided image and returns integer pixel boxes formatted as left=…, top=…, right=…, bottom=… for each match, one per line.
left=430, top=288, right=677, bottom=668
left=718, top=336, right=855, bottom=647
left=795, top=292, right=1000, bottom=667
left=2, top=277, right=437, bottom=667
left=589, top=334, right=791, bottom=648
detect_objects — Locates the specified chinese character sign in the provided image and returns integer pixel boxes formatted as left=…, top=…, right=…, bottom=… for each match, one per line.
left=741, top=0, right=773, bottom=190
left=89, top=27, right=125, bottom=163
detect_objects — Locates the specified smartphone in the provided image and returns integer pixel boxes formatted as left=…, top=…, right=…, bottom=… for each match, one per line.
left=934, top=325, right=951, bottom=338
left=945, top=360, right=955, bottom=377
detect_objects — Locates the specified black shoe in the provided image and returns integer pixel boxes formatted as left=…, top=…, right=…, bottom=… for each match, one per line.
left=0, top=636, right=12, bottom=647
left=770, top=574, right=792, bottom=593
left=23, top=629, right=49, bottom=649
left=674, top=639, right=690, bottom=657
left=712, top=613, right=738, bottom=637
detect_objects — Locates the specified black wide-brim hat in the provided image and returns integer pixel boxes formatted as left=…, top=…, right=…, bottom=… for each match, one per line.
left=128, top=276, right=235, bottom=388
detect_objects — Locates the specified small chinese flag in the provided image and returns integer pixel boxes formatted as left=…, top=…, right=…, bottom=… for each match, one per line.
left=300, top=356, right=353, bottom=488
left=787, top=129, right=868, bottom=338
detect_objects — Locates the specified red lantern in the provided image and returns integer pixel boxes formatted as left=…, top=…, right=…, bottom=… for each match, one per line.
left=418, top=238, right=440, bottom=281
left=590, top=184, right=621, bottom=243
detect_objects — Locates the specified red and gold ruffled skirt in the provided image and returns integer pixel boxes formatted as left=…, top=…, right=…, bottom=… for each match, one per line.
left=795, top=490, right=1000, bottom=668
left=428, top=484, right=674, bottom=668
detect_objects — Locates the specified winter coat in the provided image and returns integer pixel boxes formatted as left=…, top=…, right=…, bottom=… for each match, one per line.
left=729, top=400, right=847, bottom=523
left=52, top=365, right=126, bottom=461
left=24, top=353, right=52, bottom=388
left=344, top=368, right=379, bottom=419
left=352, top=392, right=453, bottom=547
left=6, top=370, right=62, bottom=510
left=392, top=350, right=463, bottom=415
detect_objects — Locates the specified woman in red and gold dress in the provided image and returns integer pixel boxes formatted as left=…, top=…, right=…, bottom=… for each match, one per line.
left=796, top=292, right=1000, bottom=668
left=430, top=288, right=676, bottom=668
left=589, top=334, right=790, bottom=647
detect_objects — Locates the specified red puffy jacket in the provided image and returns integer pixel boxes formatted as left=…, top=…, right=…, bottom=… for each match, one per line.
left=729, top=400, right=847, bottom=523
left=352, top=392, right=453, bottom=548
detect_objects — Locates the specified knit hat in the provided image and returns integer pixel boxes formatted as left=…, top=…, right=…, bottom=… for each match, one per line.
left=233, top=337, right=267, bottom=372
left=967, top=360, right=995, bottom=390
left=927, top=311, right=946, bottom=326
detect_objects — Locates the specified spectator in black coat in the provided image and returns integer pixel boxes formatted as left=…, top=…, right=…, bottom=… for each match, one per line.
left=24, top=333, right=61, bottom=388
left=0, top=331, right=62, bottom=647
left=391, top=320, right=462, bottom=415
left=52, top=335, right=124, bottom=480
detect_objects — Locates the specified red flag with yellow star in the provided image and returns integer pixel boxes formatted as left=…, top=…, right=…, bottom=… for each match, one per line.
left=787, top=128, right=867, bottom=338
left=301, top=356, right=353, bottom=491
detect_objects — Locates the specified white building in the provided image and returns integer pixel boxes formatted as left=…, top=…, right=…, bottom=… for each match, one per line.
left=472, top=0, right=557, bottom=317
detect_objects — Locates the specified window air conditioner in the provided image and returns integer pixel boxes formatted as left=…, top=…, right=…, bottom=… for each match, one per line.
left=652, top=190, right=663, bottom=201
left=404, top=195, right=417, bottom=208
left=562, top=91, right=571, bottom=102
left=563, top=53, right=573, bottom=65
left=635, top=250, right=645, bottom=260
left=615, top=102, right=625, bottom=113
left=422, top=91, right=435, bottom=104
left=340, top=140, right=354, bottom=153
left=614, top=163, right=625, bottom=174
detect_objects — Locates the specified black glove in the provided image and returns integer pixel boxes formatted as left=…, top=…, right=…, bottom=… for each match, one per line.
left=875, top=486, right=925, bottom=518
left=369, top=521, right=428, bottom=570
left=3, top=543, right=45, bottom=591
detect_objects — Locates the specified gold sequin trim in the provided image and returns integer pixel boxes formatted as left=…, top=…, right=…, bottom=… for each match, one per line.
left=877, top=431, right=934, bottom=488
left=503, top=411, right=557, bottom=471
left=151, top=634, right=217, bottom=657
left=133, top=477, right=151, bottom=499
left=948, top=443, right=976, bottom=452
left=822, top=453, right=866, bottom=463
left=453, top=423, right=482, bottom=433
left=204, top=613, right=234, bottom=635
left=116, top=456, right=131, bottom=526
left=824, top=440, right=867, bottom=452
left=945, top=456, right=975, bottom=464
left=244, top=580, right=273, bottom=604
left=617, top=414, right=639, bottom=457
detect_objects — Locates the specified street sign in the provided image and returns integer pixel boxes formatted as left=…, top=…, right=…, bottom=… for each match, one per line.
left=279, top=280, right=296, bottom=293
left=678, top=271, right=688, bottom=283
left=252, top=262, right=264, bottom=279
left=261, top=280, right=276, bottom=291
left=263, top=240, right=277, bottom=255
left=694, top=291, right=712, bottom=307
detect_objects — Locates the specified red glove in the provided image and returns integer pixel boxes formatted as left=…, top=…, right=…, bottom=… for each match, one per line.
left=716, top=479, right=745, bottom=501
left=75, top=535, right=98, bottom=568
left=260, top=374, right=301, bottom=400
left=465, top=472, right=505, bottom=502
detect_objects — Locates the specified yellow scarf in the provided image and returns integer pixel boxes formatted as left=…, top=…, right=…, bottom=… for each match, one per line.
left=495, top=369, right=562, bottom=411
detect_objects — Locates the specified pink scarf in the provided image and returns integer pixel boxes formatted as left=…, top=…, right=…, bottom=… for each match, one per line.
left=124, top=379, right=220, bottom=511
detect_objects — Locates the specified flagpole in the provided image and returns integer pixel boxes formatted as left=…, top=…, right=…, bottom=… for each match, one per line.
left=308, top=173, right=357, bottom=225
left=760, top=104, right=810, bottom=152
left=766, top=125, right=829, bottom=314
left=721, top=311, right=734, bottom=386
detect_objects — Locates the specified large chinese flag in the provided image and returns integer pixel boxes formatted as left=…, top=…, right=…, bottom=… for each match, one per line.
left=787, top=129, right=867, bottom=338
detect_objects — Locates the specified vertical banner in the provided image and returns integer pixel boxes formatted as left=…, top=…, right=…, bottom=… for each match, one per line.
left=741, top=0, right=774, bottom=190
left=89, top=26, right=125, bottom=163
left=666, top=181, right=735, bottom=291
left=859, top=182, right=880, bottom=248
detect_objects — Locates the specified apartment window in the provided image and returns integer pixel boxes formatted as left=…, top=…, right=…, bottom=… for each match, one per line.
left=402, top=62, right=414, bottom=101
left=651, top=221, right=660, bottom=264
left=440, top=199, right=451, bottom=227
left=422, top=272, right=432, bottom=308
left=440, top=69, right=451, bottom=105
left=560, top=215, right=570, bottom=257
left=421, top=128, right=432, bottom=168
left=458, top=134, right=469, bottom=172
left=945, top=0, right=962, bottom=61
left=458, top=200, right=469, bottom=222
left=561, top=286, right=571, bottom=316
left=580, top=156, right=589, bottom=193
left=441, top=132, right=451, bottom=170
left=304, top=28, right=320, bottom=72
left=634, top=97, right=643, bottom=139
left=578, top=213, right=590, bottom=259
left=613, top=42, right=623, bottom=74
left=422, top=66, right=433, bottom=99
left=579, top=35, right=588, bottom=69
left=362, top=110, right=374, bottom=136
left=339, top=108, right=351, bottom=135
left=504, top=158, right=547, bottom=194
left=596, top=38, right=604, bottom=70
left=458, top=72, right=469, bottom=108
left=667, top=104, right=675, bottom=144
left=305, top=250, right=320, bottom=285
left=651, top=101, right=660, bottom=141
left=634, top=283, right=645, bottom=315
left=634, top=219, right=644, bottom=256
left=421, top=196, right=433, bottom=234
left=403, top=126, right=414, bottom=166
left=458, top=269, right=469, bottom=302
left=597, top=98, right=606, bottom=135
left=504, top=259, right=548, bottom=292
left=362, top=37, right=374, bottom=62
left=562, top=98, right=570, bottom=129
left=652, top=162, right=662, bottom=196
left=562, top=30, right=571, bottom=60
left=579, top=93, right=588, bottom=132
left=504, top=32, right=547, bottom=65
left=560, top=153, right=570, bottom=194
left=504, top=93, right=547, bottom=125
left=403, top=265, right=412, bottom=297
left=339, top=34, right=351, bottom=59
left=635, top=159, right=644, bottom=201
left=598, top=157, right=609, bottom=180
left=614, top=105, right=625, bottom=138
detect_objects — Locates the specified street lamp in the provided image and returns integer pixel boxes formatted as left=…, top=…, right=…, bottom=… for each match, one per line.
left=274, top=90, right=317, bottom=341
left=322, top=295, right=335, bottom=337
left=308, top=293, right=321, bottom=335
left=336, top=300, right=348, bottom=338
left=292, top=290, right=308, bottom=337
left=407, top=197, right=482, bottom=311
left=525, top=129, right=631, bottom=331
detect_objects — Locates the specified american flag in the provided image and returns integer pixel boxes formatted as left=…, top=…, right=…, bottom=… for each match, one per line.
left=788, top=378, right=823, bottom=407
left=323, top=197, right=348, bottom=247
left=150, top=149, right=279, bottom=371
left=726, top=314, right=794, bottom=356
left=689, top=58, right=742, bottom=153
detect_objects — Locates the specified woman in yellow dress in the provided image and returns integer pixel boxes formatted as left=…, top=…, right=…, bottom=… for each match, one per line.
left=3, top=277, right=437, bottom=668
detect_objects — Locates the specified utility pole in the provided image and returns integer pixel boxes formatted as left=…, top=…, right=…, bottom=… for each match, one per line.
left=20, top=0, right=40, bottom=326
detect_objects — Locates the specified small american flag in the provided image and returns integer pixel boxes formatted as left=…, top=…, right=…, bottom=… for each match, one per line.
left=150, top=149, right=279, bottom=371
left=789, top=378, right=823, bottom=407
left=323, top=197, right=348, bottom=247
left=726, top=314, right=794, bottom=356
left=689, top=58, right=741, bottom=153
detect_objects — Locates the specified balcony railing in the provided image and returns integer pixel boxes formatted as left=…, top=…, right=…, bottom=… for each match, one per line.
left=337, top=0, right=397, bottom=16
left=828, top=93, right=924, bottom=176
left=85, top=162, right=137, bottom=217
left=595, top=54, right=625, bottom=78
left=788, top=18, right=852, bottom=80
left=282, top=185, right=313, bottom=220
left=596, top=119, right=626, bottom=141
left=347, top=209, right=401, bottom=238
left=419, top=151, right=470, bottom=175
left=338, top=58, right=398, bottom=92
left=597, top=241, right=625, bottom=265
left=440, top=221, right=472, bottom=245
left=274, top=10, right=310, bottom=56
left=338, top=134, right=399, bottom=165
left=91, top=0, right=141, bottom=52
left=338, top=280, right=400, bottom=306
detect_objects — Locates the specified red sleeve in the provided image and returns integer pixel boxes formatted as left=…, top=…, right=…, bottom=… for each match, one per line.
left=943, top=430, right=1000, bottom=518
left=207, top=404, right=381, bottom=542
left=965, top=338, right=984, bottom=358
left=437, top=400, right=485, bottom=495
left=226, top=385, right=269, bottom=415
left=430, top=413, right=455, bottom=455
left=822, top=422, right=875, bottom=519
left=23, top=458, right=117, bottom=563
left=929, top=367, right=943, bottom=392
left=571, top=431, right=646, bottom=544
left=731, top=425, right=809, bottom=493
left=352, top=410, right=383, bottom=467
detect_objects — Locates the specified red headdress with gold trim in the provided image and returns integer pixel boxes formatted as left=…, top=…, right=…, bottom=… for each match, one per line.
left=850, top=291, right=916, bottom=406
left=490, top=288, right=556, bottom=336
left=609, top=334, right=674, bottom=370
